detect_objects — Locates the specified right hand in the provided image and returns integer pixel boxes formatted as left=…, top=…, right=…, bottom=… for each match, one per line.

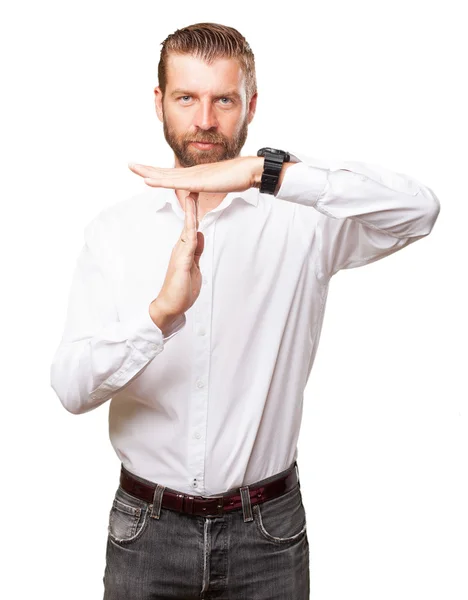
left=151, top=192, right=205, bottom=318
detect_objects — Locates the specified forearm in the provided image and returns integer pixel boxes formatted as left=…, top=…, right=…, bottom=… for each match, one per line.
left=50, top=228, right=186, bottom=415
left=273, top=155, right=440, bottom=239
left=50, top=307, right=186, bottom=415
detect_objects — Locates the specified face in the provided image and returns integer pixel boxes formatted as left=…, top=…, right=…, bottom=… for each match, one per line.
left=154, top=53, right=257, bottom=167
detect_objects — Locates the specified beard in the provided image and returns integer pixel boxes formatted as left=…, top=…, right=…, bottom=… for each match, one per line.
left=162, top=110, right=249, bottom=168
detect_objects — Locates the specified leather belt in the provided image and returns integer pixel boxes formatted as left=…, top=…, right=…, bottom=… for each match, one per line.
left=119, top=461, right=299, bottom=517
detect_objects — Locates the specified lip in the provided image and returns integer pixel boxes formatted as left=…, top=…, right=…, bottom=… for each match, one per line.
left=190, top=142, right=219, bottom=149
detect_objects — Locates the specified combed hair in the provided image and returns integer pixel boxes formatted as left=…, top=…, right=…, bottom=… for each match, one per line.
left=158, top=22, right=257, bottom=102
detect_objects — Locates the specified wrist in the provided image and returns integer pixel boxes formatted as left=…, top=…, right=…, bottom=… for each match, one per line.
left=251, top=156, right=265, bottom=188
left=149, top=299, right=182, bottom=335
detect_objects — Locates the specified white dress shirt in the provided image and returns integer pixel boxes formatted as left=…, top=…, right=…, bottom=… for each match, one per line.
left=50, top=150, right=440, bottom=496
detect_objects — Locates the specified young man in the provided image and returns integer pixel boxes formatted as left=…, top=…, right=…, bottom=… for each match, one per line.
left=50, top=22, right=440, bottom=600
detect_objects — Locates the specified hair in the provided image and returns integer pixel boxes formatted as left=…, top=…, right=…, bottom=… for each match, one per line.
left=158, top=22, right=257, bottom=103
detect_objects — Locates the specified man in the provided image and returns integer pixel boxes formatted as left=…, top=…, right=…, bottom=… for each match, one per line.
left=50, top=22, right=440, bottom=600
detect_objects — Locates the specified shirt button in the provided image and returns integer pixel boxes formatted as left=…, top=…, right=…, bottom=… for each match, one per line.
left=196, top=380, right=205, bottom=388
left=203, top=277, right=208, bottom=285
left=198, top=327, right=206, bottom=336
left=194, top=431, right=201, bottom=439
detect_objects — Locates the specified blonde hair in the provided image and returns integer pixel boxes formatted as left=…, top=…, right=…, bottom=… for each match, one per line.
left=158, top=22, right=257, bottom=102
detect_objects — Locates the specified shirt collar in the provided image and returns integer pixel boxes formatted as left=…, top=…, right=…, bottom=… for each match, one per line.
left=150, top=182, right=260, bottom=213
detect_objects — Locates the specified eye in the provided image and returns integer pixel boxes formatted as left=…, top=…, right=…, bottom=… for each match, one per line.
left=179, top=96, right=192, bottom=103
left=219, top=97, right=232, bottom=105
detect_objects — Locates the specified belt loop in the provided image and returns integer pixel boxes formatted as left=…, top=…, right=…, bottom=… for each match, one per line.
left=240, top=485, right=253, bottom=522
left=295, top=460, right=300, bottom=486
left=184, top=495, right=194, bottom=515
left=150, top=484, right=165, bottom=519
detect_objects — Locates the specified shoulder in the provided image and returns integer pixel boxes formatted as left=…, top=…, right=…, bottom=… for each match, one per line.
left=83, top=189, right=160, bottom=244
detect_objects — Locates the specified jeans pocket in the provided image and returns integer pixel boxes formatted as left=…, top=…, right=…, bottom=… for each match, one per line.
left=253, top=484, right=307, bottom=545
left=108, top=486, right=150, bottom=545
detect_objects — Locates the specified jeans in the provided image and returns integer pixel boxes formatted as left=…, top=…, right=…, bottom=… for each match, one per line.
left=103, top=461, right=310, bottom=599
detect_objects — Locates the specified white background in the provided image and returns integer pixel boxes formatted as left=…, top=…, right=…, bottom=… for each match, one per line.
left=1, top=1, right=466, bottom=598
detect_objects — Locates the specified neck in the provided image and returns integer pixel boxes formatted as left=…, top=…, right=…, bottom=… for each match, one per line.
left=174, top=189, right=227, bottom=218
left=173, top=155, right=227, bottom=215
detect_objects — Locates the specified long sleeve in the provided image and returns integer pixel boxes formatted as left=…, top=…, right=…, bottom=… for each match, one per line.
left=50, top=217, right=186, bottom=415
left=275, top=152, right=441, bottom=279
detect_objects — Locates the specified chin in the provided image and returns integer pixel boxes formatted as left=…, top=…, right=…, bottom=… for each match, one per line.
left=186, top=149, right=226, bottom=166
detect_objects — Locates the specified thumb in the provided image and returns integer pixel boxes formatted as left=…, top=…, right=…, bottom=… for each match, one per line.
left=187, top=191, right=199, bottom=228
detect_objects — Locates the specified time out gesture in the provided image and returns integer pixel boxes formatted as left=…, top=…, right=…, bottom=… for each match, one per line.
left=128, top=155, right=290, bottom=333
left=132, top=157, right=258, bottom=334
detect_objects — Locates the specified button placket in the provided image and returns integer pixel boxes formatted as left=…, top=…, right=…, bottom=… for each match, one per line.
left=187, top=225, right=214, bottom=494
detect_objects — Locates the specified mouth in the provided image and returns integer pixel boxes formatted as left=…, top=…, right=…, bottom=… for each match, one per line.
left=190, top=141, right=221, bottom=150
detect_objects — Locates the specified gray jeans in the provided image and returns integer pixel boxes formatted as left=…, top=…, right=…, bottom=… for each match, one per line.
left=103, top=461, right=309, bottom=599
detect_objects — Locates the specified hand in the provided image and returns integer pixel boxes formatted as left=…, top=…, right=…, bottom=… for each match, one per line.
left=129, top=156, right=264, bottom=194
left=150, top=192, right=204, bottom=320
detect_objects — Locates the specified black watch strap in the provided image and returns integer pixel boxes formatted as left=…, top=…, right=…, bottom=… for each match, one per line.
left=257, top=147, right=291, bottom=195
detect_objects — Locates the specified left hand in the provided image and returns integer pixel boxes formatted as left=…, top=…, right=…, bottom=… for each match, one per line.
left=128, top=156, right=264, bottom=193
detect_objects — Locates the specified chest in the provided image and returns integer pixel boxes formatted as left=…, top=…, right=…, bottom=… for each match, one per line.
left=111, top=198, right=323, bottom=321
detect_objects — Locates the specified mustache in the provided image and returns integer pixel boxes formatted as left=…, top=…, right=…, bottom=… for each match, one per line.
left=186, top=135, right=225, bottom=145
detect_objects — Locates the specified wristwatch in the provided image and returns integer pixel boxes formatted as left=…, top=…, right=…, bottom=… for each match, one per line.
left=257, top=147, right=291, bottom=195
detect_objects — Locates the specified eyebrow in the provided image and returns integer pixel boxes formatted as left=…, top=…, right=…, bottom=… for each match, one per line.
left=170, top=89, right=242, bottom=101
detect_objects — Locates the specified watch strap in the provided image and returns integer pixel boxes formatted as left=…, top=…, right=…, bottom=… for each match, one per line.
left=257, top=148, right=290, bottom=194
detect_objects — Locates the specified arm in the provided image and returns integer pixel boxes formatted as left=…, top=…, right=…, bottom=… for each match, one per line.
left=273, top=152, right=441, bottom=279
left=49, top=217, right=186, bottom=415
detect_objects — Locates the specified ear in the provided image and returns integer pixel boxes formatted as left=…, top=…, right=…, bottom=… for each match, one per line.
left=154, top=86, right=164, bottom=122
left=247, top=92, right=258, bottom=125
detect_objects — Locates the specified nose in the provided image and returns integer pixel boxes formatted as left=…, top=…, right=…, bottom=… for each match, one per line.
left=193, top=99, right=218, bottom=130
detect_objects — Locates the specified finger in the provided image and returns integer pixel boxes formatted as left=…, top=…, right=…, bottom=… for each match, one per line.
left=178, top=197, right=189, bottom=245
left=186, top=192, right=199, bottom=231
left=181, top=195, right=196, bottom=248
left=129, top=164, right=177, bottom=188
left=178, top=191, right=199, bottom=248
left=181, top=197, right=190, bottom=242
left=128, top=163, right=161, bottom=175
left=189, top=192, right=199, bottom=229
left=129, top=163, right=197, bottom=191
left=129, top=161, right=222, bottom=193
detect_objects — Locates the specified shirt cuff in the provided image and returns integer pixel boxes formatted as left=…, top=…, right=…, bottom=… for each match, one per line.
left=274, top=160, right=329, bottom=208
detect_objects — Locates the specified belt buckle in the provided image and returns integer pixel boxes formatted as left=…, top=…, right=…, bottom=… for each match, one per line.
left=201, top=493, right=225, bottom=516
